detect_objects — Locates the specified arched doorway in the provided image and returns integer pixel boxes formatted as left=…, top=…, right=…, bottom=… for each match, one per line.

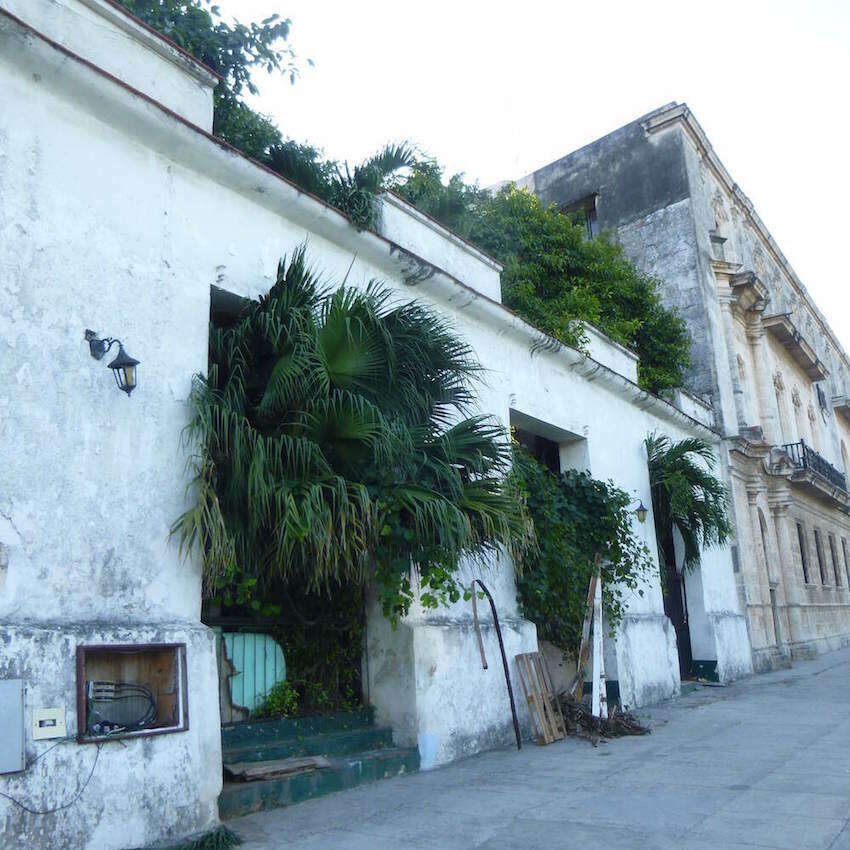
left=662, top=528, right=693, bottom=680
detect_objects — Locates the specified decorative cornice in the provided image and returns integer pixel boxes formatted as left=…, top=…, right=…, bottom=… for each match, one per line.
left=730, top=271, right=769, bottom=314
left=763, top=314, right=829, bottom=381
left=642, top=102, right=850, bottom=378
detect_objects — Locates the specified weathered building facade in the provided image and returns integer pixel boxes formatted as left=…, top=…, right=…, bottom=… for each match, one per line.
left=1, top=4, right=751, bottom=845
left=519, top=103, right=850, bottom=672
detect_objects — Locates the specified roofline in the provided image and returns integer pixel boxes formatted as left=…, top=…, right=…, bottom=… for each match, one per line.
left=78, top=0, right=222, bottom=85
left=0, top=7, right=717, bottom=443
left=516, top=102, right=680, bottom=187
left=642, top=101, right=850, bottom=378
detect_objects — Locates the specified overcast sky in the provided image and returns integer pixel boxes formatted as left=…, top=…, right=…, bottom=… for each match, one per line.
left=223, top=1, right=849, bottom=351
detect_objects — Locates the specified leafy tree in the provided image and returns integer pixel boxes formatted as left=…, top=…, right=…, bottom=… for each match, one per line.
left=398, top=163, right=692, bottom=393
left=510, top=447, right=654, bottom=656
left=645, top=432, right=731, bottom=575
left=117, top=0, right=299, bottom=159
left=172, top=245, right=529, bottom=622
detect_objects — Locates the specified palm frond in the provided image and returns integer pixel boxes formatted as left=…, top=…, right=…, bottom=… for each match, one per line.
left=645, top=430, right=731, bottom=571
left=172, top=243, right=527, bottom=617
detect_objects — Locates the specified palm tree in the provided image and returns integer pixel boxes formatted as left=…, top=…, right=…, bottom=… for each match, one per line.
left=645, top=432, right=731, bottom=572
left=172, top=244, right=528, bottom=621
left=645, top=432, right=731, bottom=677
left=268, top=142, right=417, bottom=229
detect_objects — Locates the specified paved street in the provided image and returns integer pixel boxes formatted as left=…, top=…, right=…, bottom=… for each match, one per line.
left=229, top=647, right=850, bottom=849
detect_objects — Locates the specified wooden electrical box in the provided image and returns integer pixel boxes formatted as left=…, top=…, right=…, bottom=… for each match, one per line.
left=76, top=644, right=188, bottom=743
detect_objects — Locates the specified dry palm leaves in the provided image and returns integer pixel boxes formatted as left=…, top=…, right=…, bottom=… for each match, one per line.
left=558, top=694, right=650, bottom=745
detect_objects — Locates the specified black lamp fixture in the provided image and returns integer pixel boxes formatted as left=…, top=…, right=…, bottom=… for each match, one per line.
left=85, top=329, right=140, bottom=396
left=629, top=497, right=648, bottom=524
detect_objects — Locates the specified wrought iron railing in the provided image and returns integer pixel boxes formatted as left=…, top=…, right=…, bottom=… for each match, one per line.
left=782, top=440, right=848, bottom=491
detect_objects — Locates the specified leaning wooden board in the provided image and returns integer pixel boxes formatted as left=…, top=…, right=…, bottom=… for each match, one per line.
left=568, top=561, right=600, bottom=701
left=224, top=755, right=331, bottom=782
left=515, top=651, right=566, bottom=745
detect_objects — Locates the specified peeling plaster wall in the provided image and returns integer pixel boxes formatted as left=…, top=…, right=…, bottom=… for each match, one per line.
left=1, top=12, right=750, bottom=843
left=0, top=8, right=221, bottom=848
left=0, top=626, right=220, bottom=850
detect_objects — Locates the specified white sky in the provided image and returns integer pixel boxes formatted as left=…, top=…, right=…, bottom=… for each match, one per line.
left=223, top=0, right=850, bottom=351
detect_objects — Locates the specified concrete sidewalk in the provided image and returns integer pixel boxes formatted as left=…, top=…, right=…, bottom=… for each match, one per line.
left=228, top=647, right=850, bottom=849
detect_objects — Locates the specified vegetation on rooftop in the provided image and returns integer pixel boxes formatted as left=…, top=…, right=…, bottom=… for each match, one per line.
left=397, top=163, right=691, bottom=393
left=119, top=0, right=692, bottom=393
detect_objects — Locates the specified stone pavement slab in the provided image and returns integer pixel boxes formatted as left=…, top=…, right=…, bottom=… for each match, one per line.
left=228, top=646, right=850, bottom=849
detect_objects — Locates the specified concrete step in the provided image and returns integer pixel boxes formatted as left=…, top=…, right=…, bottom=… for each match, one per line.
left=223, top=725, right=395, bottom=764
left=221, top=707, right=375, bottom=750
left=219, top=746, right=420, bottom=819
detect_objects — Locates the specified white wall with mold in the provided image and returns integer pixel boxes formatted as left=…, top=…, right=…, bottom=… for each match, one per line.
left=0, top=2, right=750, bottom=844
left=0, top=3, right=222, bottom=848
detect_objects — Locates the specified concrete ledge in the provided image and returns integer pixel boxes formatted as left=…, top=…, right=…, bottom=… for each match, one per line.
left=789, top=630, right=850, bottom=661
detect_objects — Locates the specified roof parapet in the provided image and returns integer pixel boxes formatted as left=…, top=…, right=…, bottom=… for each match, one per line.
left=3, top=0, right=217, bottom=130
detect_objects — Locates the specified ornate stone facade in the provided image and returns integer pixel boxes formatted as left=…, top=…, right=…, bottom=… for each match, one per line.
left=519, top=102, right=850, bottom=671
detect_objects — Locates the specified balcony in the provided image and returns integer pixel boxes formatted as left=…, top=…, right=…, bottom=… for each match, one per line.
left=782, top=440, right=847, bottom=492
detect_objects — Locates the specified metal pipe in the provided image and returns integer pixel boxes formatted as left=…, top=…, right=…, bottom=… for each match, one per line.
left=471, top=579, right=522, bottom=750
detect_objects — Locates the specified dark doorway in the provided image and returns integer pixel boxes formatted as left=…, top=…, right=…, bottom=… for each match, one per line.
left=661, top=549, right=693, bottom=680
left=514, top=428, right=561, bottom=473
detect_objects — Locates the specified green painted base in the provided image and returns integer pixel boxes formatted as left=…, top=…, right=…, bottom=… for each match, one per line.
left=219, top=747, right=420, bottom=819
left=219, top=707, right=418, bottom=820
left=581, top=679, right=620, bottom=705
left=221, top=707, right=375, bottom=750
left=689, top=660, right=719, bottom=682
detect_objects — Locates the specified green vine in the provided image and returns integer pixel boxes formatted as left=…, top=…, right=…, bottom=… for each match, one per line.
left=510, top=447, right=655, bottom=657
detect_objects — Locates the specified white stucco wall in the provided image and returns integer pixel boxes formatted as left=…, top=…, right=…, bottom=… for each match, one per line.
left=0, top=8, right=220, bottom=849
left=376, top=192, right=503, bottom=303
left=1, top=6, right=751, bottom=844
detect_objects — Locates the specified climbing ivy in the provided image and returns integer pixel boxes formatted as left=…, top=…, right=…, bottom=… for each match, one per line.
left=509, top=447, right=655, bottom=657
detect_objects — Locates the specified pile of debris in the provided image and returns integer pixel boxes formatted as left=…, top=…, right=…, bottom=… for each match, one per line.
left=558, top=694, right=650, bottom=745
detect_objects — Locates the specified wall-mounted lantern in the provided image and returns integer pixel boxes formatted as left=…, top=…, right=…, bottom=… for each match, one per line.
left=85, top=329, right=140, bottom=396
left=629, top=499, right=648, bottom=524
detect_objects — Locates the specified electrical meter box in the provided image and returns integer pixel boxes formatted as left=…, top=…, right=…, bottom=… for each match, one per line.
left=0, top=679, right=25, bottom=774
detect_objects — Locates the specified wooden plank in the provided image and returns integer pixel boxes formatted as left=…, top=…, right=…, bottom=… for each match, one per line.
left=224, top=755, right=331, bottom=782
left=536, top=653, right=566, bottom=739
left=568, top=565, right=599, bottom=701
left=517, top=654, right=545, bottom=743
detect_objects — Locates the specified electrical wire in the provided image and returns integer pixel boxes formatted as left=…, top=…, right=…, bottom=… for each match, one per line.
left=0, top=744, right=101, bottom=816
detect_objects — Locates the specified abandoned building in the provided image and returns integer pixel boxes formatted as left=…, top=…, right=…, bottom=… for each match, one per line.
left=518, top=102, right=850, bottom=673
left=0, top=4, right=758, bottom=848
